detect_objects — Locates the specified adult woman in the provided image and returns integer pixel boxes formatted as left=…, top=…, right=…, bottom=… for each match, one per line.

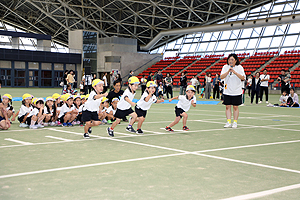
left=62, top=70, right=68, bottom=94
left=66, top=70, right=75, bottom=89
left=212, top=74, right=221, bottom=99
left=164, top=73, right=173, bottom=99
left=251, top=72, right=261, bottom=104
left=205, top=72, right=212, bottom=99
left=220, top=53, right=245, bottom=128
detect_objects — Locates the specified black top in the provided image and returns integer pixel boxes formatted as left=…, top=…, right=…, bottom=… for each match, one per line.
left=63, top=74, right=68, bottom=85
left=156, top=74, right=163, bottom=84
left=107, top=89, right=124, bottom=104
left=180, top=75, right=187, bottom=86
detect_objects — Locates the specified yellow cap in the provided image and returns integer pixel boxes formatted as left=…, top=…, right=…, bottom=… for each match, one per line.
left=46, top=96, right=53, bottom=101
left=74, top=95, right=81, bottom=100
left=60, top=94, right=66, bottom=101
left=22, top=93, right=32, bottom=100
left=31, top=98, right=37, bottom=104
left=186, top=85, right=196, bottom=92
left=146, top=81, right=157, bottom=88
left=128, top=76, right=140, bottom=84
left=111, top=97, right=119, bottom=102
left=2, top=94, right=12, bottom=100
left=101, top=97, right=108, bottom=103
left=80, top=95, right=86, bottom=99
left=52, top=93, right=60, bottom=100
left=64, top=94, right=73, bottom=101
left=85, top=94, right=90, bottom=99
left=92, top=79, right=104, bottom=87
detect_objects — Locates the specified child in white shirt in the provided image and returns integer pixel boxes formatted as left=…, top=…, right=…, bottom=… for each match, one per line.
left=106, top=98, right=118, bottom=124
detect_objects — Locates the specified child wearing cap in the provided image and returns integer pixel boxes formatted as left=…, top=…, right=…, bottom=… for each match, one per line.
left=58, top=94, right=78, bottom=127
left=44, top=97, right=56, bottom=126
left=106, top=97, right=118, bottom=124
left=165, top=85, right=197, bottom=132
left=134, top=81, right=164, bottom=134
left=73, top=95, right=83, bottom=125
left=52, top=93, right=63, bottom=125
left=107, top=76, right=140, bottom=137
left=0, top=95, right=11, bottom=130
left=98, top=97, right=109, bottom=124
left=27, top=98, right=46, bottom=129
left=82, top=79, right=108, bottom=139
left=18, top=94, right=34, bottom=128
left=2, top=94, right=15, bottom=121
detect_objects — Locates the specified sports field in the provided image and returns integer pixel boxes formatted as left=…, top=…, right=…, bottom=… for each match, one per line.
left=0, top=88, right=300, bottom=199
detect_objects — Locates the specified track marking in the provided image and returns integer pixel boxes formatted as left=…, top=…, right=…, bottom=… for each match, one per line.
left=222, top=183, right=300, bottom=200
left=143, top=129, right=166, bottom=134
left=4, top=138, right=33, bottom=145
left=114, top=131, right=134, bottom=136
left=0, top=152, right=188, bottom=179
left=45, top=136, right=73, bottom=142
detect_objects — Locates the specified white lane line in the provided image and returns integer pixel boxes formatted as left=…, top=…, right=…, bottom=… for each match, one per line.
left=195, top=152, right=300, bottom=174
left=45, top=136, right=73, bottom=142
left=4, top=138, right=33, bottom=145
left=143, top=129, right=166, bottom=134
left=114, top=131, right=134, bottom=136
left=0, top=129, right=44, bottom=133
left=46, top=128, right=84, bottom=136
left=222, top=183, right=300, bottom=200
left=0, top=152, right=188, bottom=179
left=197, top=139, right=300, bottom=153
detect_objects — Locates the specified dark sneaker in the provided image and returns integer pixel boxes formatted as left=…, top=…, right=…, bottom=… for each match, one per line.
left=88, top=127, right=92, bottom=134
left=183, top=126, right=189, bottom=131
left=136, top=129, right=144, bottom=134
left=126, top=126, right=136, bottom=133
left=107, top=127, right=114, bottom=137
left=63, top=123, right=68, bottom=127
left=83, top=133, right=90, bottom=139
left=67, top=122, right=73, bottom=127
left=165, top=126, right=174, bottom=132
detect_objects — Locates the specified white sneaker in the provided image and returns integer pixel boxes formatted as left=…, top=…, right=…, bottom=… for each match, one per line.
left=36, top=124, right=44, bottom=128
left=266, top=101, right=269, bottom=104
left=50, top=122, right=56, bottom=126
left=29, top=125, right=38, bottom=129
left=232, top=122, right=238, bottom=128
left=240, top=104, right=245, bottom=106
left=43, top=123, right=48, bottom=127
left=258, top=101, right=262, bottom=104
left=19, top=123, right=29, bottom=128
left=224, top=122, right=232, bottom=128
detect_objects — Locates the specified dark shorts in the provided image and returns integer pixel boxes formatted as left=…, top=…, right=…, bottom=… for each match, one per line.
left=114, top=108, right=134, bottom=119
left=58, top=114, right=66, bottom=124
left=135, top=106, right=147, bottom=118
left=18, top=115, right=32, bottom=125
left=223, top=94, right=242, bottom=106
left=82, top=111, right=99, bottom=122
left=0, top=116, right=4, bottom=121
left=175, top=106, right=185, bottom=118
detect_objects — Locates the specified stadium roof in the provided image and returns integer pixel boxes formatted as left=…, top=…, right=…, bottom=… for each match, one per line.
left=0, top=0, right=272, bottom=50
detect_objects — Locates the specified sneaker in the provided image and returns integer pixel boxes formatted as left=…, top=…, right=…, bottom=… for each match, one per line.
left=183, top=126, right=189, bottom=131
left=107, top=127, right=114, bottom=137
left=29, top=125, right=37, bottom=129
left=136, top=129, right=144, bottom=134
left=232, top=122, right=238, bottom=128
left=126, top=126, right=136, bottom=133
left=224, top=122, right=232, bottom=128
left=102, top=119, right=107, bottom=124
left=67, top=122, right=73, bottom=127
left=240, top=104, right=245, bottom=106
left=71, top=121, right=77, bottom=126
left=56, top=121, right=62, bottom=126
left=83, top=133, right=90, bottom=139
left=36, top=124, right=44, bottom=128
left=43, top=123, right=48, bottom=127
left=50, top=122, right=56, bottom=126
left=266, top=101, right=269, bottom=104
left=107, top=120, right=112, bottom=125
left=258, top=101, right=262, bottom=104
left=88, top=127, right=92, bottom=134
left=63, top=123, right=68, bottom=127
left=19, top=123, right=29, bottom=128
left=165, top=126, right=174, bottom=132
left=76, top=121, right=81, bottom=125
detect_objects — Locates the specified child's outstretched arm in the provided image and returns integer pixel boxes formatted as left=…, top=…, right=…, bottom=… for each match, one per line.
left=124, top=96, right=135, bottom=107
left=191, top=100, right=196, bottom=107
left=94, top=92, right=108, bottom=99
left=156, top=99, right=165, bottom=104
left=169, top=96, right=178, bottom=102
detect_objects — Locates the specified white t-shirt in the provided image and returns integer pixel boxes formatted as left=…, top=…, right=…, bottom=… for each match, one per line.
left=6, top=104, right=14, bottom=113
left=28, top=107, right=40, bottom=117
left=260, top=74, right=270, bottom=87
left=279, top=95, right=288, bottom=103
left=78, top=104, right=84, bottom=113
left=176, top=95, right=196, bottom=112
left=191, top=78, right=198, bottom=87
left=158, top=86, right=163, bottom=92
left=83, top=91, right=103, bottom=112
left=106, top=106, right=117, bottom=115
left=18, top=105, right=33, bottom=117
left=103, top=76, right=108, bottom=86
left=221, top=64, right=246, bottom=96
left=44, top=106, right=54, bottom=115
left=117, top=88, right=136, bottom=110
left=82, top=75, right=93, bottom=85
left=136, top=91, right=157, bottom=111
left=58, top=103, right=76, bottom=118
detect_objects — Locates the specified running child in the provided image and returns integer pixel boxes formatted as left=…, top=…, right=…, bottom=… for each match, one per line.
left=165, top=85, right=197, bottom=131
left=107, top=76, right=140, bottom=137
left=82, top=79, right=108, bottom=139
left=58, top=94, right=78, bottom=127
left=106, top=97, right=118, bottom=124
left=134, top=81, right=164, bottom=134
left=18, top=93, right=33, bottom=128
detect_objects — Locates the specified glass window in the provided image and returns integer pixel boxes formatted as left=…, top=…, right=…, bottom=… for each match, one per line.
left=241, top=29, right=252, bottom=38
left=230, top=30, right=240, bottom=39
left=220, top=31, right=231, bottom=40
left=288, top=23, right=300, bottom=34
left=274, top=25, right=287, bottom=35
left=66, top=64, right=76, bottom=71
left=212, top=32, right=220, bottom=40
left=42, top=63, right=52, bottom=70
left=236, top=39, right=249, bottom=50
left=283, top=35, right=298, bottom=46
left=226, top=41, right=236, bottom=50
left=271, top=4, right=285, bottom=13
left=252, top=27, right=262, bottom=37
left=206, top=42, right=216, bottom=51
left=216, top=41, right=228, bottom=51
left=54, top=63, right=64, bottom=70
left=258, top=37, right=272, bottom=48
left=270, top=36, right=283, bottom=47
left=247, top=39, right=258, bottom=49
left=14, top=62, right=25, bottom=69
left=197, top=42, right=208, bottom=52
left=263, top=26, right=277, bottom=36
left=28, top=62, right=39, bottom=69
left=283, top=3, right=295, bottom=12
left=202, top=33, right=212, bottom=41
left=0, top=61, right=11, bottom=68
left=189, top=43, right=198, bottom=52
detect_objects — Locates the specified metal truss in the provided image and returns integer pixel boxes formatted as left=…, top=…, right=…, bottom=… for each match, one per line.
left=0, top=0, right=271, bottom=49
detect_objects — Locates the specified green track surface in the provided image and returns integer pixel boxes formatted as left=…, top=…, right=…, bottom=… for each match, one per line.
left=0, top=88, right=300, bottom=199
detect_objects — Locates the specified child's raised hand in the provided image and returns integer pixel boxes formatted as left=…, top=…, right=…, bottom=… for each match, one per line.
left=103, top=92, right=108, bottom=97
left=169, top=99, right=172, bottom=102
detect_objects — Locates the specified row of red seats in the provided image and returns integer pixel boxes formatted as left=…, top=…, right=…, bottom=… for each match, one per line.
left=284, top=50, right=300, bottom=54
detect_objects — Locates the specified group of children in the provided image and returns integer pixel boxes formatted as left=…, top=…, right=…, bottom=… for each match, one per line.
left=0, top=76, right=198, bottom=139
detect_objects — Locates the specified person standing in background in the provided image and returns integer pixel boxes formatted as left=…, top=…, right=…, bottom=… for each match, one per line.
left=179, top=71, right=187, bottom=95
left=212, top=74, right=221, bottom=99
left=128, top=70, right=134, bottom=79
left=103, top=72, right=108, bottom=93
left=205, top=72, right=212, bottom=99
left=246, top=75, right=253, bottom=98
left=82, top=73, right=93, bottom=94
left=62, top=70, right=69, bottom=94
left=66, top=70, right=75, bottom=89
left=147, top=72, right=153, bottom=82
left=259, top=69, right=269, bottom=104
left=141, top=75, right=147, bottom=95
left=164, top=73, right=173, bottom=99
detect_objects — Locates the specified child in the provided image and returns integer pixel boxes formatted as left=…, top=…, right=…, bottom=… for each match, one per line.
left=107, top=76, right=140, bottom=137
left=2, top=94, right=15, bottom=120
left=18, top=93, right=33, bottom=128
left=99, top=97, right=109, bottom=124
left=279, top=90, right=288, bottom=107
left=106, top=97, right=118, bottom=124
left=134, top=81, right=164, bottom=134
left=73, top=95, right=82, bottom=125
left=0, top=97, right=11, bottom=130
left=52, top=93, right=62, bottom=125
left=158, top=82, right=164, bottom=99
left=27, top=98, right=46, bottom=129
left=82, top=79, right=108, bottom=138
left=58, top=94, right=78, bottom=126
left=62, top=84, right=74, bottom=95
left=44, top=96, right=56, bottom=126
left=165, top=85, right=196, bottom=132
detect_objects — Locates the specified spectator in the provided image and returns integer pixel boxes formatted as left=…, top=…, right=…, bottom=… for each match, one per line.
left=158, top=82, right=164, bottom=99
left=288, top=88, right=299, bottom=107
left=191, top=76, right=198, bottom=88
left=164, top=73, right=173, bottom=99
left=66, top=70, right=75, bottom=89
left=147, top=72, right=153, bottom=82
left=246, top=75, right=253, bottom=98
left=196, top=77, right=201, bottom=94
left=277, top=69, right=291, bottom=94
left=155, top=69, right=163, bottom=96
left=251, top=72, right=261, bottom=104
left=62, top=70, right=69, bottom=94
left=212, top=74, right=221, bottom=99
left=179, top=71, right=188, bottom=95
left=82, top=73, right=93, bottom=94
left=279, top=90, right=288, bottom=107
left=141, top=75, right=147, bottom=94
left=259, top=69, right=269, bottom=104
left=205, top=72, right=212, bottom=99
left=62, top=84, right=75, bottom=95
left=102, top=72, right=108, bottom=93
left=128, top=70, right=134, bottom=79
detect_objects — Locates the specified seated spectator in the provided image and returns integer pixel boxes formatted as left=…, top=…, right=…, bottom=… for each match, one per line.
left=62, top=84, right=74, bottom=95
left=279, top=90, right=288, bottom=107
left=287, top=88, right=299, bottom=107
